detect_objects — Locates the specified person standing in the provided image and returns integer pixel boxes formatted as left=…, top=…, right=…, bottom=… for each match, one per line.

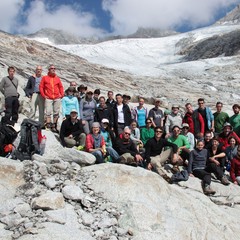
left=0, top=66, right=19, bottom=125
left=39, top=64, right=64, bottom=132
left=229, top=104, right=240, bottom=137
left=25, top=66, right=45, bottom=127
left=148, top=98, right=164, bottom=128
left=213, top=101, right=229, bottom=135
left=132, top=97, right=148, bottom=128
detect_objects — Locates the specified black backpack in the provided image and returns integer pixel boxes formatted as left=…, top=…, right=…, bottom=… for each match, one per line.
left=0, top=123, right=18, bottom=157
left=14, top=119, right=41, bottom=160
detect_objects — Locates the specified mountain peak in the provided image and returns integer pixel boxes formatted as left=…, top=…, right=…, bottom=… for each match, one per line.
left=215, top=4, right=240, bottom=25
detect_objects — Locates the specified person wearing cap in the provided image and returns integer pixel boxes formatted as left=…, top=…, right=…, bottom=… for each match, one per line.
left=229, top=104, right=240, bottom=137
left=145, top=126, right=178, bottom=182
left=113, top=93, right=132, bottom=136
left=132, top=97, right=148, bottom=128
left=181, top=123, right=195, bottom=151
left=168, top=125, right=190, bottom=168
left=25, top=65, right=45, bottom=127
left=59, top=109, right=85, bottom=148
left=100, top=118, right=115, bottom=149
left=122, top=94, right=134, bottom=117
left=218, top=122, right=240, bottom=151
left=77, top=84, right=87, bottom=102
left=148, top=98, right=164, bottom=128
left=195, top=98, right=214, bottom=134
left=39, top=64, right=64, bottom=133
left=79, top=89, right=97, bottom=134
left=183, top=103, right=205, bottom=139
left=165, top=104, right=183, bottom=138
left=64, top=81, right=79, bottom=98
left=62, top=86, right=80, bottom=118
left=94, top=96, right=113, bottom=128
left=85, top=122, right=119, bottom=164
left=213, top=102, right=229, bottom=135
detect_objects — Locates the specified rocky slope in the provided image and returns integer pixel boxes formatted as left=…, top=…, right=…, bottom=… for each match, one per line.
left=215, top=4, right=240, bottom=25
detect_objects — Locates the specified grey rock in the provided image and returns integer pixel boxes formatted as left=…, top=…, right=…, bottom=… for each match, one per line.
left=44, top=177, right=58, bottom=189
left=0, top=213, right=26, bottom=228
left=13, top=203, right=32, bottom=217
left=31, top=192, right=65, bottom=210
left=81, top=212, right=95, bottom=226
left=62, top=185, right=84, bottom=201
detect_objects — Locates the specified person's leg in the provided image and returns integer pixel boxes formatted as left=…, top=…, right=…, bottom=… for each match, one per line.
left=106, top=147, right=119, bottom=162
left=38, top=94, right=45, bottom=127
left=83, top=121, right=90, bottom=135
left=150, top=155, right=167, bottom=176
left=45, top=99, right=53, bottom=127
left=29, top=93, right=37, bottom=119
left=193, top=169, right=211, bottom=185
left=11, top=97, right=19, bottom=124
left=205, top=163, right=224, bottom=179
left=78, top=133, right=86, bottom=146
left=64, top=137, right=76, bottom=148
left=52, top=98, right=61, bottom=131
left=92, top=150, right=104, bottom=164
left=4, top=97, right=13, bottom=124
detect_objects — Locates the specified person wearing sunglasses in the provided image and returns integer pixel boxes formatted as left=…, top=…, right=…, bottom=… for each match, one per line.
left=145, top=126, right=178, bottom=182
left=140, top=118, right=155, bottom=146
left=40, top=64, right=64, bottom=133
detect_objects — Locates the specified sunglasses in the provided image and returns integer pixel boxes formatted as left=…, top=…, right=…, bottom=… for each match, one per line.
left=124, top=132, right=131, bottom=136
left=147, top=121, right=152, bottom=124
left=50, top=68, right=56, bottom=70
left=183, top=127, right=189, bottom=129
left=155, top=131, right=163, bottom=133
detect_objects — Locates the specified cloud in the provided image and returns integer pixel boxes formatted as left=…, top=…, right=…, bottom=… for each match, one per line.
left=0, top=0, right=24, bottom=33
left=0, top=0, right=105, bottom=37
left=102, top=0, right=240, bottom=34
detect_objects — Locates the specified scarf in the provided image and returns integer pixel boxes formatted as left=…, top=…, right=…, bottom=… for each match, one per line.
left=92, top=134, right=102, bottom=148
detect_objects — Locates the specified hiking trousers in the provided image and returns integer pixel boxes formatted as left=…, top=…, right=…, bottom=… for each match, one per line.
left=4, top=96, right=19, bottom=124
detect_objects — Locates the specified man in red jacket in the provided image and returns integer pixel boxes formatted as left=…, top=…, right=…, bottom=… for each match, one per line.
left=39, top=65, right=64, bottom=132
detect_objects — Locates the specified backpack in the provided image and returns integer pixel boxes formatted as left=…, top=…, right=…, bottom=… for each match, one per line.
left=14, top=119, right=42, bottom=160
left=0, top=123, right=18, bottom=157
left=171, top=170, right=189, bottom=183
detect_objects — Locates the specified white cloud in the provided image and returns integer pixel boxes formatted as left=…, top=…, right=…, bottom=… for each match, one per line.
left=17, top=0, right=105, bottom=37
left=0, top=0, right=24, bottom=33
left=102, top=0, right=240, bottom=34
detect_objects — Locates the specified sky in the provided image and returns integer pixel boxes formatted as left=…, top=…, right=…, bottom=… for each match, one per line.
left=0, top=0, right=240, bottom=37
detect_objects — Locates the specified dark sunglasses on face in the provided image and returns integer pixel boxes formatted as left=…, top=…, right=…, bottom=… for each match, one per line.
left=124, top=132, right=131, bottom=136
left=147, top=121, right=152, bottom=124
left=155, top=131, right=163, bottom=133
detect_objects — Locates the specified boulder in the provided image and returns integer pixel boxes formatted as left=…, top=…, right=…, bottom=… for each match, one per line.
left=82, top=163, right=240, bottom=240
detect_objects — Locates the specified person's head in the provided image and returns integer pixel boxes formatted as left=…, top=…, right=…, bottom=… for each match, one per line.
left=196, top=139, right=205, bottom=150
left=223, top=123, right=232, bottom=135
left=154, top=126, right=163, bottom=139
left=94, top=89, right=100, bottom=99
left=198, top=98, right=205, bottom=110
left=182, top=123, right=189, bottom=134
left=70, top=81, right=77, bottom=88
left=91, top=122, right=100, bottom=135
left=204, top=131, right=213, bottom=142
left=107, top=91, right=114, bottom=100
left=86, top=90, right=93, bottom=99
left=123, top=126, right=131, bottom=140
left=123, top=94, right=131, bottom=104
left=48, top=64, right=56, bottom=76
left=138, top=97, right=145, bottom=107
left=130, top=120, right=138, bottom=129
left=232, top=104, right=240, bottom=115
left=211, top=137, right=220, bottom=148
left=99, top=96, right=106, bottom=107
left=70, top=109, right=78, bottom=120
left=146, top=118, right=152, bottom=128
left=155, top=98, right=161, bottom=107
left=228, top=136, right=237, bottom=147
left=185, top=103, right=193, bottom=113
left=171, top=105, right=179, bottom=115
left=66, top=86, right=75, bottom=96
left=8, top=66, right=15, bottom=78
left=216, top=101, right=223, bottom=113
left=116, top=93, right=123, bottom=104
left=77, top=84, right=87, bottom=93
left=172, top=125, right=181, bottom=137
left=101, top=118, right=109, bottom=129
left=35, top=66, right=42, bottom=77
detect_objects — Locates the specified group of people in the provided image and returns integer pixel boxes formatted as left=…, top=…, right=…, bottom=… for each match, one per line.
left=1, top=65, right=240, bottom=195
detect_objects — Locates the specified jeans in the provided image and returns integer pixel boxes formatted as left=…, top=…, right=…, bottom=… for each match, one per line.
left=92, top=147, right=119, bottom=164
left=3, top=96, right=19, bottom=124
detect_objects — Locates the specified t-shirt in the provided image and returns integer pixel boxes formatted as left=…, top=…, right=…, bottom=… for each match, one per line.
left=148, top=107, right=163, bottom=127
left=137, top=108, right=146, bottom=127
left=34, top=77, right=42, bottom=93
left=117, top=104, right=124, bottom=123
left=213, top=111, right=229, bottom=133
left=229, top=114, right=240, bottom=137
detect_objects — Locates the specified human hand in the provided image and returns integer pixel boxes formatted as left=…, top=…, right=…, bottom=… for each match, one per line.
left=189, top=173, right=194, bottom=177
left=147, top=163, right=152, bottom=170
left=135, top=154, right=143, bottom=162
left=234, top=181, right=238, bottom=185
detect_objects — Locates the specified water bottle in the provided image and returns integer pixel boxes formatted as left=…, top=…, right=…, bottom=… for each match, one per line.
left=40, top=136, right=47, bottom=155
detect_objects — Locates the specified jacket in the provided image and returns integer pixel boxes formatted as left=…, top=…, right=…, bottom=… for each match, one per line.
left=195, top=107, right=214, bottom=131
left=24, top=76, right=37, bottom=97
left=62, top=96, right=80, bottom=117
left=0, top=76, right=18, bottom=98
left=85, top=134, right=105, bottom=152
left=39, top=73, right=64, bottom=100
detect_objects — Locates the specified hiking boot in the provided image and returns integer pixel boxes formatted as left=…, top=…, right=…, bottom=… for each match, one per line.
left=51, top=123, right=59, bottom=133
left=162, top=174, right=172, bottom=184
left=203, top=185, right=216, bottom=195
left=221, top=176, right=230, bottom=186
left=171, top=165, right=180, bottom=174
left=45, top=122, right=52, bottom=130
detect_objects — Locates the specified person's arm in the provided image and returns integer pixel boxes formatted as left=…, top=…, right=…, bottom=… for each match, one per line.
left=0, top=78, right=5, bottom=94
left=24, top=77, right=33, bottom=97
left=59, top=79, right=64, bottom=98
left=59, top=121, right=67, bottom=147
left=188, top=151, right=194, bottom=174
left=62, top=97, right=66, bottom=118
left=39, top=77, right=46, bottom=98
left=198, top=113, right=205, bottom=137
left=230, top=159, right=237, bottom=183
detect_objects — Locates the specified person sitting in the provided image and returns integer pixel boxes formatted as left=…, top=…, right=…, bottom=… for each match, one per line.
left=206, top=137, right=230, bottom=185
left=203, top=131, right=214, bottom=150
left=129, top=120, right=143, bottom=151
left=59, top=109, right=85, bottom=148
left=188, top=140, right=216, bottom=195
left=140, top=118, right=155, bottom=146
left=100, top=118, right=115, bottom=148
left=230, top=145, right=240, bottom=185
left=225, top=136, right=238, bottom=172
left=85, top=122, right=119, bottom=164
left=62, top=87, right=80, bottom=119
left=218, top=122, right=240, bottom=151
left=168, top=125, right=190, bottom=167
left=181, top=123, right=195, bottom=151
left=145, top=126, right=178, bottom=182
left=115, top=126, right=143, bottom=166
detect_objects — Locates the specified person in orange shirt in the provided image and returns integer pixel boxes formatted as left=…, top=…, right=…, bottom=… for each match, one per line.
left=39, top=64, right=64, bottom=133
